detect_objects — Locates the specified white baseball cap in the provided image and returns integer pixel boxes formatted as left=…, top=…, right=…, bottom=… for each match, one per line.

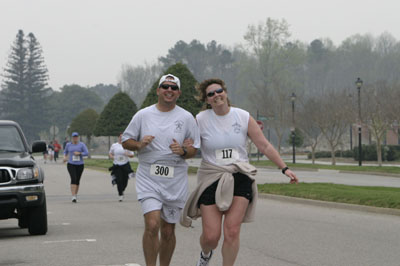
left=158, top=74, right=181, bottom=89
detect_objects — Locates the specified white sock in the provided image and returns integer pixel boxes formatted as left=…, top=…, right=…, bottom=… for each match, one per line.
left=202, top=251, right=211, bottom=258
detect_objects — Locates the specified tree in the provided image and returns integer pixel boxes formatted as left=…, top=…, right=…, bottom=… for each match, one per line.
left=297, top=97, right=323, bottom=164
left=141, top=63, right=202, bottom=116
left=68, top=108, right=99, bottom=157
left=94, top=92, right=137, bottom=149
left=118, top=63, right=162, bottom=107
left=362, top=82, right=395, bottom=166
left=243, top=18, right=306, bottom=152
left=287, top=128, right=304, bottom=147
left=0, top=30, right=50, bottom=142
left=88, top=83, right=120, bottom=103
left=314, top=90, right=354, bottom=165
left=48, top=84, right=104, bottom=135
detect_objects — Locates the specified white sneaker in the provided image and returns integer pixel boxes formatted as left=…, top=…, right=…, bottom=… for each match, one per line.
left=196, top=250, right=213, bottom=266
left=119, top=195, right=124, bottom=202
left=72, top=196, right=77, bottom=203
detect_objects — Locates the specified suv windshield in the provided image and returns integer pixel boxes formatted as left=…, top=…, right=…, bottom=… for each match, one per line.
left=0, top=126, right=26, bottom=152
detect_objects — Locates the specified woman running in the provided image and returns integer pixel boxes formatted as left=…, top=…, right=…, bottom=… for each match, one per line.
left=63, top=132, right=89, bottom=203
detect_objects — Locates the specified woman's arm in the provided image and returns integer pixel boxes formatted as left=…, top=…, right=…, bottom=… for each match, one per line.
left=247, top=115, right=298, bottom=183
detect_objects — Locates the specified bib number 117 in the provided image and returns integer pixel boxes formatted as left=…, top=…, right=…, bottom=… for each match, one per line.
left=222, top=149, right=233, bottom=159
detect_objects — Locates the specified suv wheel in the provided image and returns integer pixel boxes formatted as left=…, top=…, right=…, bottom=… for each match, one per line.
left=27, top=197, right=48, bottom=235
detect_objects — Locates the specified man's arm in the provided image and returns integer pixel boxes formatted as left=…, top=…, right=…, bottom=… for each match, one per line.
left=122, top=136, right=154, bottom=151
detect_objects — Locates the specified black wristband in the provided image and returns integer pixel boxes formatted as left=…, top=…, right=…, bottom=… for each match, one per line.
left=281, top=167, right=289, bottom=175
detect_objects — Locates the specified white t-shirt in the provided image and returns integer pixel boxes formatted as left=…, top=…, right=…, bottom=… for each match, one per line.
left=109, top=142, right=134, bottom=165
left=197, top=107, right=249, bottom=166
left=122, top=104, right=200, bottom=206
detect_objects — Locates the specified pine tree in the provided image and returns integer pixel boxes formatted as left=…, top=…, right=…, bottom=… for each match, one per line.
left=141, top=63, right=202, bottom=116
left=94, top=92, right=137, bottom=137
left=0, top=30, right=50, bottom=141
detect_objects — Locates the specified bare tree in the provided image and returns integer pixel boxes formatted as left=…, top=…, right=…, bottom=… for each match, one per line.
left=314, top=90, right=354, bottom=165
left=118, top=63, right=161, bottom=108
left=298, top=97, right=323, bottom=164
left=364, top=82, right=399, bottom=165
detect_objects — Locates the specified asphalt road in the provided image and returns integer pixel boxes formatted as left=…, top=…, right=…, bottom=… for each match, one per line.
left=1, top=161, right=400, bottom=266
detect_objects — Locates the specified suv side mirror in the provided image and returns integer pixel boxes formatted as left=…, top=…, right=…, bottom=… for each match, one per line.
left=32, top=141, right=47, bottom=153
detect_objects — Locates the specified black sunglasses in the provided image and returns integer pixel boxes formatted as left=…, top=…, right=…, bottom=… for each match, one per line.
left=160, top=84, right=179, bottom=91
left=206, top=88, right=224, bottom=98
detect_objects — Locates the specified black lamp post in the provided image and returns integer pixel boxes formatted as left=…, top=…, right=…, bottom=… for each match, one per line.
left=356, top=77, right=363, bottom=166
left=348, top=93, right=353, bottom=150
left=291, top=92, right=296, bottom=164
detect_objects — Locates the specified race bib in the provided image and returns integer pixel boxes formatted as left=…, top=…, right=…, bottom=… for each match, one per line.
left=150, top=164, right=174, bottom=178
left=116, top=155, right=125, bottom=162
left=215, top=148, right=239, bottom=165
left=72, top=155, right=80, bottom=161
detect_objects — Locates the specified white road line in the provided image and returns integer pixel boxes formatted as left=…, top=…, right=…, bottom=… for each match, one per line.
left=43, top=239, right=96, bottom=244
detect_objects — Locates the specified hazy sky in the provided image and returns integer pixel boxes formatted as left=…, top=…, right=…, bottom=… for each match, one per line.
left=1, top=0, right=399, bottom=90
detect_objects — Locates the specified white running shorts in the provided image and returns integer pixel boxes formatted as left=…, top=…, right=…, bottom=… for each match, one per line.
left=140, top=197, right=182, bottom=224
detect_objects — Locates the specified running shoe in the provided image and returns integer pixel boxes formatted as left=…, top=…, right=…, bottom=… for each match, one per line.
left=119, top=195, right=124, bottom=202
left=196, top=250, right=213, bottom=266
left=72, top=196, right=77, bottom=203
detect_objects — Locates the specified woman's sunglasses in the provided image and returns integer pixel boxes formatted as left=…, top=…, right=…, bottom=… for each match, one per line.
left=206, top=88, right=224, bottom=98
left=160, top=84, right=179, bottom=91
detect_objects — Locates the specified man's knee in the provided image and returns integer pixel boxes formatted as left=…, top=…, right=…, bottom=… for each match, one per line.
left=144, top=214, right=161, bottom=237
left=160, top=222, right=175, bottom=241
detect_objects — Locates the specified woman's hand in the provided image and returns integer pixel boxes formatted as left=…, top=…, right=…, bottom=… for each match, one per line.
left=285, top=169, right=299, bottom=184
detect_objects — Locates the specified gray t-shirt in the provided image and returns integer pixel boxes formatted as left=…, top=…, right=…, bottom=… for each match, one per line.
left=122, top=104, right=200, bottom=206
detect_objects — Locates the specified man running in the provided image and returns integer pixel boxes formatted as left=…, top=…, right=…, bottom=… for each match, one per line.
left=122, top=74, right=200, bottom=266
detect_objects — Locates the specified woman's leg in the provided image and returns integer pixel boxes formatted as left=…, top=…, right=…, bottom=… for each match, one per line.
left=74, top=164, right=84, bottom=195
left=221, top=196, right=249, bottom=266
left=199, top=204, right=223, bottom=254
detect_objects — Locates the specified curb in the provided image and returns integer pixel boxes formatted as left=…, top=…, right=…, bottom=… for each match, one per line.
left=258, top=193, right=400, bottom=217
left=339, top=170, right=400, bottom=178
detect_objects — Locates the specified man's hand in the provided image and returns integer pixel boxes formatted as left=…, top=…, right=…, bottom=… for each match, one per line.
left=183, top=138, right=194, bottom=148
left=169, top=139, right=184, bottom=156
left=139, top=135, right=155, bottom=149
left=73, top=151, right=81, bottom=155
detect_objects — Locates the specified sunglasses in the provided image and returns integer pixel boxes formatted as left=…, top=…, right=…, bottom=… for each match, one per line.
left=160, top=84, right=179, bottom=91
left=206, top=88, right=224, bottom=98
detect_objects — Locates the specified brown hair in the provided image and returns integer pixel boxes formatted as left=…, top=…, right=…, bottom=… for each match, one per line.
left=196, top=78, right=231, bottom=109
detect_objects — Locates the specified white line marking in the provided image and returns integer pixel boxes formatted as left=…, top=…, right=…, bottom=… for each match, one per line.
left=43, top=239, right=97, bottom=244
left=61, top=222, right=71, bottom=225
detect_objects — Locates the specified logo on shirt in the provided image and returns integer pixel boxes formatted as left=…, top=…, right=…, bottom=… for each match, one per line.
left=232, top=122, right=241, bottom=134
left=174, top=120, right=184, bottom=133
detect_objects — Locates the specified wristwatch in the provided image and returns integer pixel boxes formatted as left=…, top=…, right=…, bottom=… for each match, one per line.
left=181, top=147, right=187, bottom=157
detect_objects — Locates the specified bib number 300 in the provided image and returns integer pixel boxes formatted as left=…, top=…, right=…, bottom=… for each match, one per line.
left=150, top=164, right=174, bottom=178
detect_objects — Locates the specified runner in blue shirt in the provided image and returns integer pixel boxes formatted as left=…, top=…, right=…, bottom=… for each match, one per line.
left=63, top=132, right=89, bottom=203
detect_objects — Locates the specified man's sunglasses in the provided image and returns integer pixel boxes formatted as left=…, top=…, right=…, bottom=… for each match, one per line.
left=160, top=84, right=179, bottom=91
left=206, top=88, right=224, bottom=98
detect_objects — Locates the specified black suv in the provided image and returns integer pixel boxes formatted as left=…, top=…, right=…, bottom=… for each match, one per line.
left=0, top=120, right=48, bottom=235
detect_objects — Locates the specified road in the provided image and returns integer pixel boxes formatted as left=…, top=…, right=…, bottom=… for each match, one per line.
left=1, top=161, right=400, bottom=266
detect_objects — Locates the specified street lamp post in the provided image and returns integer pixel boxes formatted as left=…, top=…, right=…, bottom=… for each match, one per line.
left=356, top=77, right=363, bottom=166
left=291, top=92, right=296, bottom=164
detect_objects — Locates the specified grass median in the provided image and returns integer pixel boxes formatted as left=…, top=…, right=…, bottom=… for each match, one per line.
left=250, top=160, right=400, bottom=175
left=258, top=183, right=400, bottom=209
left=85, top=158, right=400, bottom=209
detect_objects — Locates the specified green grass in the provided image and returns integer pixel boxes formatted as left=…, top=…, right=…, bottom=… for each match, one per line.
left=250, top=160, right=400, bottom=175
left=84, top=158, right=198, bottom=174
left=258, top=183, right=400, bottom=209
